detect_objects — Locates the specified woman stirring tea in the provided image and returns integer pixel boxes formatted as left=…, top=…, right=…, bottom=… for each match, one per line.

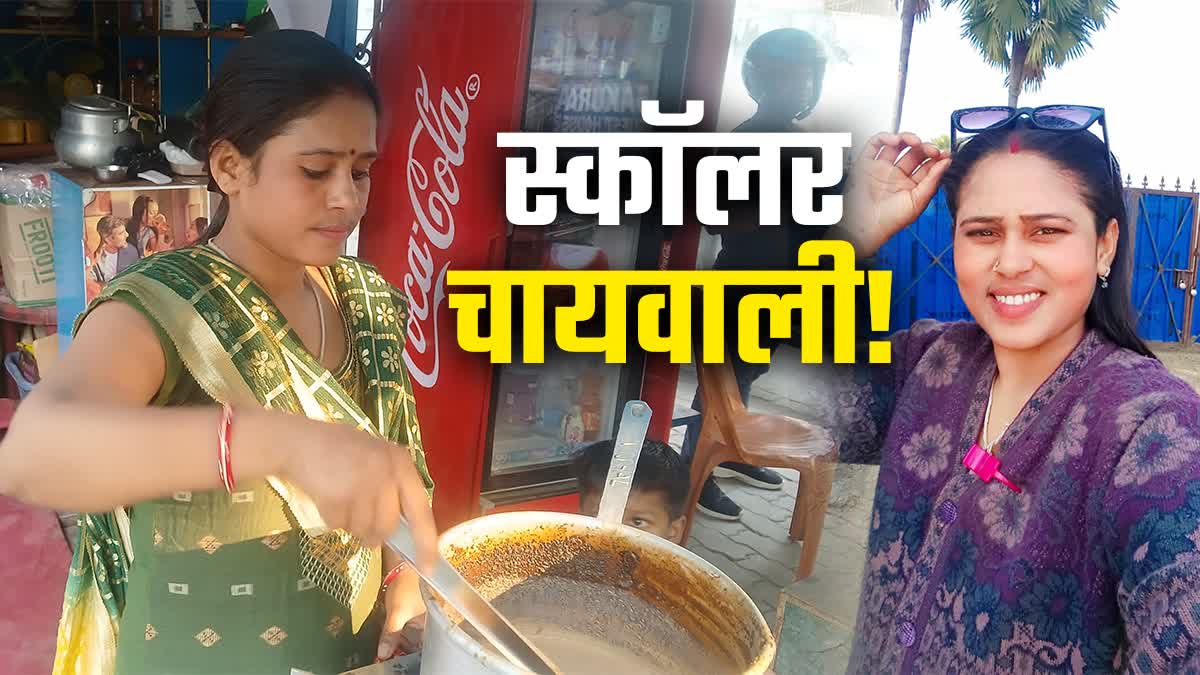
left=823, top=110, right=1200, bottom=672
left=0, top=31, right=438, bottom=674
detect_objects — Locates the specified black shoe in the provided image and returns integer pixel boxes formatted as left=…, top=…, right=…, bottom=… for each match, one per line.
left=696, top=477, right=742, bottom=521
left=713, top=462, right=784, bottom=491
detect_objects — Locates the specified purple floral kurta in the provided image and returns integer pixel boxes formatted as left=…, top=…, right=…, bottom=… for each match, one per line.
left=823, top=319, right=1200, bottom=673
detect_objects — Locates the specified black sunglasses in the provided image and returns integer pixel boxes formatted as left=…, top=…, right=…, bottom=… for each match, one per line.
left=950, top=104, right=1117, bottom=184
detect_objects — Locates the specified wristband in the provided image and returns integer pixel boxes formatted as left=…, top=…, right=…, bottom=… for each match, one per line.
left=217, top=403, right=235, bottom=493
left=381, top=561, right=406, bottom=594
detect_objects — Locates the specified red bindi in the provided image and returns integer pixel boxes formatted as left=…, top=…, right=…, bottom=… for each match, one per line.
left=1009, top=137, right=1020, bottom=153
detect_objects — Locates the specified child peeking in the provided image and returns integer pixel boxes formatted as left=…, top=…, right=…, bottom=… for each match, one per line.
left=574, top=439, right=689, bottom=544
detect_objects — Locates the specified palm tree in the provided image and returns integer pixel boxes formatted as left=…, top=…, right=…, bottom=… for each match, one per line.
left=893, top=0, right=932, bottom=132
left=942, top=0, right=1118, bottom=107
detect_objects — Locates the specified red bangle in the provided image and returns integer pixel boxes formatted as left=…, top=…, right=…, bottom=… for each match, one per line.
left=217, top=403, right=235, bottom=493
left=381, top=562, right=406, bottom=593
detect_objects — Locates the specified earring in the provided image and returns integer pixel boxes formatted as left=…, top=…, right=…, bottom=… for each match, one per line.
left=1099, top=266, right=1110, bottom=289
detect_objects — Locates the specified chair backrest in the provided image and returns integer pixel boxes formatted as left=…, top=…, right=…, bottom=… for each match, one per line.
left=694, top=354, right=749, bottom=451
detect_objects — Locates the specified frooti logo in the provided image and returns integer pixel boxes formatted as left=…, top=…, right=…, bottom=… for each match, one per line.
left=402, top=66, right=478, bottom=388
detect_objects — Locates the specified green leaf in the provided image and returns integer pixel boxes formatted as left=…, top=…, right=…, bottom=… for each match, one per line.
left=944, top=0, right=1117, bottom=100
left=1041, top=0, right=1085, bottom=23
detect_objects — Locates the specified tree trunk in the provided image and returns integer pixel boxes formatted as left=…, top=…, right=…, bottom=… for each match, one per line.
left=892, top=0, right=918, bottom=132
left=1008, top=37, right=1028, bottom=108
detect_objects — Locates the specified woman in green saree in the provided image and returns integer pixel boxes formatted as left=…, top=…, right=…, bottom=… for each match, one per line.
left=0, top=30, right=439, bottom=674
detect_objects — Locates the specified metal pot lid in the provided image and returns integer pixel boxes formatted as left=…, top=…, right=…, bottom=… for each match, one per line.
left=66, top=96, right=125, bottom=113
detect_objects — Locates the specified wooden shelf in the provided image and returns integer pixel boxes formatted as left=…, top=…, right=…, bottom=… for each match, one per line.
left=0, top=144, right=55, bottom=163
left=159, top=29, right=209, bottom=38
left=0, top=27, right=93, bottom=37
left=118, top=28, right=246, bottom=39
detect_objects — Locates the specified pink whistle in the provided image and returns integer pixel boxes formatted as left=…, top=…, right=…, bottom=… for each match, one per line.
left=963, top=444, right=1021, bottom=493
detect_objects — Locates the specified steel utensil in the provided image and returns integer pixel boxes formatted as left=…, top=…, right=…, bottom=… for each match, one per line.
left=386, top=521, right=562, bottom=675
left=595, top=400, right=652, bottom=525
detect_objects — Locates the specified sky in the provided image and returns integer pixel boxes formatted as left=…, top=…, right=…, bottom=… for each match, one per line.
left=901, top=1, right=1196, bottom=186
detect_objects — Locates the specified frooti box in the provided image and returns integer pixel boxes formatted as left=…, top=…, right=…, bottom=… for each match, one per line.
left=0, top=202, right=56, bottom=307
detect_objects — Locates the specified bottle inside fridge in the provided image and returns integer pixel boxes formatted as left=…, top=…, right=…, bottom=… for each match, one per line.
left=523, top=1, right=675, bottom=134
left=490, top=354, right=621, bottom=477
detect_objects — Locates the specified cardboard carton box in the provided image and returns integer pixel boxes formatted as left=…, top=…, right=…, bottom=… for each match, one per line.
left=0, top=203, right=56, bottom=307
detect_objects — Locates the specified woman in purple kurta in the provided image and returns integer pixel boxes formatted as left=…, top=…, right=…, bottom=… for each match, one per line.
left=817, top=115, right=1200, bottom=673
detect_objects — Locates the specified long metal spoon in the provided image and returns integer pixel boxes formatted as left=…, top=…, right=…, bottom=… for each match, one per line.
left=596, top=400, right=653, bottom=526
left=386, top=522, right=562, bottom=674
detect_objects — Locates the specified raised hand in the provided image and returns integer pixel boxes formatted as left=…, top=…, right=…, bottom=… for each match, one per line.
left=840, top=132, right=951, bottom=257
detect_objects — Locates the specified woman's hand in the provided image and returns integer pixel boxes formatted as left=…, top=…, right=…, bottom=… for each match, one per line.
left=376, top=565, right=426, bottom=661
left=260, top=410, right=440, bottom=568
left=839, top=132, right=952, bottom=257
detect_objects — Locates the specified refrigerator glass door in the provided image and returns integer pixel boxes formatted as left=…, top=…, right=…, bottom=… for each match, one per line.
left=485, top=0, right=686, bottom=491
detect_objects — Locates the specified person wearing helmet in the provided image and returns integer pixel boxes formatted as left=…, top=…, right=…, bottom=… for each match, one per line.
left=740, top=27, right=826, bottom=131
left=682, top=28, right=852, bottom=521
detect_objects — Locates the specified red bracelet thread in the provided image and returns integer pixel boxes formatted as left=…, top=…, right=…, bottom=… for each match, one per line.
left=381, top=562, right=406, bottom=593
left=217, top=403, right=235, bottom=493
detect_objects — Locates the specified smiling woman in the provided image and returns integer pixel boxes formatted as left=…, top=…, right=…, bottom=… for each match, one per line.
left=942, top=123, right=1151, bottom=363
left=0, top=30, right=439, bottom=675
left=814, top=115, right=1200, bottom=673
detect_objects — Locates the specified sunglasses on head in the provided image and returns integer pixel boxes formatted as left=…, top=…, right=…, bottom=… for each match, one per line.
left=950, top=104, right=1116, bottom=185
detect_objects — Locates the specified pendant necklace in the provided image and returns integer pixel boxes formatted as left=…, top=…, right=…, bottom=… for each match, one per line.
left=962, top=372, right=1022, bottom=493
left=207, top=239, right=326, bottom=363
left=980, top=374, right=1012, bottom=454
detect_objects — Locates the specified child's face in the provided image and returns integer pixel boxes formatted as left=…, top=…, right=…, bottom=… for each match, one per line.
left=580, top=488, right=685, bottom=544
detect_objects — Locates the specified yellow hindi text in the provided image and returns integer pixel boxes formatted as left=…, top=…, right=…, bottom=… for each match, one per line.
left=445, top=240, right=893, bottom=365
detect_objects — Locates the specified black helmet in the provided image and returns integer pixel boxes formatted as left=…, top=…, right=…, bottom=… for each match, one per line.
left=742, top=28, right=827, bottom=121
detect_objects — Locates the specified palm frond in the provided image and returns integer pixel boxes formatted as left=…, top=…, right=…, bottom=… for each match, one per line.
left=992, top=0, right=1032, bottom=32
left=1041, top=0, right=1085, bottom=23
left=1084, top=0, right=1119, bottom=27
left=947, top=0, right=1117, bottom=100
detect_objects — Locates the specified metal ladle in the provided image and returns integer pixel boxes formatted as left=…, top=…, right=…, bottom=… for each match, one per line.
left=387, top=525, right=563, bottom=673
left=384, top=400, right=652, bottom=675
left=596, top=400, right=653, bottom=526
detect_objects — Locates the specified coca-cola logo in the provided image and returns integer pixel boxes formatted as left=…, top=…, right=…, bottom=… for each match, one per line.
left=402, top=67, right=478, bottom=388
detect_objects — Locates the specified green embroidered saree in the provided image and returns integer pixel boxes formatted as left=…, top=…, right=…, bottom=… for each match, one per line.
left=52, top=247, right=434, bottom=675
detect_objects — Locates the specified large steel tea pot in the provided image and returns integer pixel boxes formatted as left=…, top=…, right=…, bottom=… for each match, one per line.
left=410, top=402, right=777, bottom=674
left=54, top=93, right=140, bottom=169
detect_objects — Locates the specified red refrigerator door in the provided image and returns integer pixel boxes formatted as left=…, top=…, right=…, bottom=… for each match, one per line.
left=359, top=0, right=535, bottom=528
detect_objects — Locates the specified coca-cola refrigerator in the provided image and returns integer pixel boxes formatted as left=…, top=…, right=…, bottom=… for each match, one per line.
left=360, top=0, right=732, bottom=528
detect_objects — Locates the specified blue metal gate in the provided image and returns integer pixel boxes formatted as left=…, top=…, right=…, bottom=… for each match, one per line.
left=1127, top=189, right=1198, bottom=343
left=876, top=188, right=970, bottom=332
left=880, top=186, right=1200, bottom=344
